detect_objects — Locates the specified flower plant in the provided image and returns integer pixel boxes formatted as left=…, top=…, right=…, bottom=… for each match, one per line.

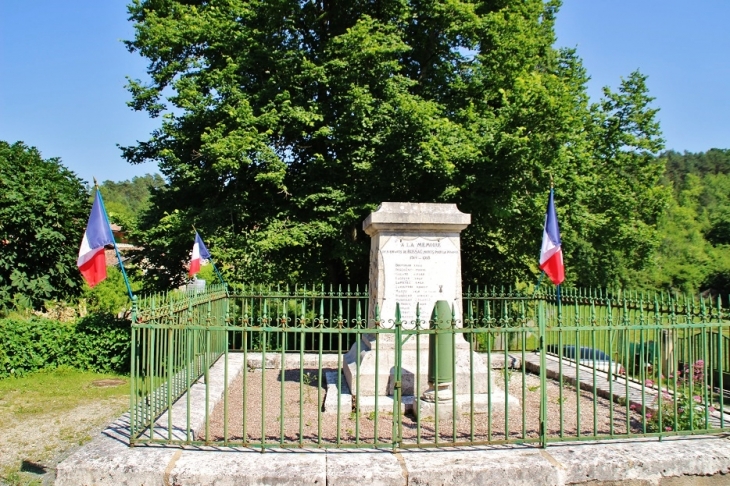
left=640, top=359, right=711, bottom=433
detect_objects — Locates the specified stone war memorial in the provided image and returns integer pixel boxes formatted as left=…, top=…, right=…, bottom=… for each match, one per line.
left=55, top=203, right=730, bottom=485
left=343, top=202, right=519, bottom=418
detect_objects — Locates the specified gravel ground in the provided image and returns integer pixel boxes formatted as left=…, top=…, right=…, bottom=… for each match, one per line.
left=203, top=366, right=644, bottom=446
left=0, top=394, right=128, bottom=484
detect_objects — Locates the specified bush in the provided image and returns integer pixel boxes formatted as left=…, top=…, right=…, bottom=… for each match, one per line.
left=0, top=313, right=130, bottom=378
left=634, top=360, right=711, bottom=433
left=645, top=392, right=708, bottom=433
left=81, top=266, right=139, bottom=316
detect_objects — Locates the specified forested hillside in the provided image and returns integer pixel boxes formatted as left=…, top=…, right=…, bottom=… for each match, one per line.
left=642, top=149, right=730, bottom=296
left=98, top=174, right=165, bottom=234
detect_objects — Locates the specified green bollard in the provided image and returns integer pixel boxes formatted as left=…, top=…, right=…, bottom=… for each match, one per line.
left=418, top=300, right=456, bottom=422
left=428, top=300, right=454, bottom=389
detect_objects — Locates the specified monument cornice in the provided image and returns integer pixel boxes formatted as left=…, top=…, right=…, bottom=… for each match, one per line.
left=363, top=202, right=471, bottom=236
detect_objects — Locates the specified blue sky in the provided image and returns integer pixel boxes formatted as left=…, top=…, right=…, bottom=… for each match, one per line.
left=1, top=1, right=728, bottom=184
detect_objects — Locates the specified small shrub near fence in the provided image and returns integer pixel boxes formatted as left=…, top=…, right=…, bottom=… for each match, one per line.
left=0, top=313, right=131, bottom=378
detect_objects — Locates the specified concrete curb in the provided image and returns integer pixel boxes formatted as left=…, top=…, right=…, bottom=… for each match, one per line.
left=56, top=353, right=730, bottom=485
left=55, top=431, right=730, bottom=485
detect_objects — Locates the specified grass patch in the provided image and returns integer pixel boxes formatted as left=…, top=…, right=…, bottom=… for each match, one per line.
left=0, top=365, right=128, bottom=426
left=0, top=367, right=129, bottom=484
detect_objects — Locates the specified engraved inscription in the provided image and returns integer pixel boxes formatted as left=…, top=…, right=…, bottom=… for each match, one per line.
left=380, top=237, right=459, bottom=326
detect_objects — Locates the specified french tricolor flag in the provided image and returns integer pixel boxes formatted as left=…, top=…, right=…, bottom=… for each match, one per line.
left=189, top=231, right=212, bottom=277
left=77, top=190, right=115, bottom=287
left=539, top=188, right=565, bottom=285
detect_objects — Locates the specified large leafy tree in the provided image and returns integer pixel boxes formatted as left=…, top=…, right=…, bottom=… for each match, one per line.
left=124, top=0, right=667, bottom=290
left=565, top=72, right=669, bottom=288
left=0, top=141, right=89, bottom=308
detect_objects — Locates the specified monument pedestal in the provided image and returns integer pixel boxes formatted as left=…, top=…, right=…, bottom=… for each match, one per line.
left=343, top=334, right=491, bottom=397
left=343, top=334, right=521, bottom=417
left=416, top=391, right=521, bottom=420
left=342, top=202, right=519, bottom=419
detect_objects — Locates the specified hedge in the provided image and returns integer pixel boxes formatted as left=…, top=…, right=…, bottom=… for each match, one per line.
left=0, top=313, right=130, bottom=378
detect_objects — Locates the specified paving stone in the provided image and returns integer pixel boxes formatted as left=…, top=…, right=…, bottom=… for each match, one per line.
left=402, top=447, right=560, bottom=485
left=326, top=450, right=406, bottom=486
left=171, top=448, right=327, bottom=485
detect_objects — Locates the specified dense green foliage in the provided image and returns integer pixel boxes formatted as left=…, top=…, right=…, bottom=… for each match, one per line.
left=0, top=313, right=131, bottom=378
left=123, top=0, right=667, bottom=291
left=0, top=141, right=89, bottom=309
left=644, top=149, right=730, bottom=295
left=82, top=266, right=142, bottom=316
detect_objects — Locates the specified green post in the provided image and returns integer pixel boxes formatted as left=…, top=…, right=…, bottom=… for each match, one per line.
left=393, top=303, right=403, bottom=451
left=428, top=300, right=454, bottom=386
left=538, top=297, right=547, bottom=448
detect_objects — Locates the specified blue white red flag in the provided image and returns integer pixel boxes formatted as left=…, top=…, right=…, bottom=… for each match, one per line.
left=189, top=231, right=212, bottom=276
left=539, top=188, right=565, bottom=285
left=77, top=190, right=115, bottom=287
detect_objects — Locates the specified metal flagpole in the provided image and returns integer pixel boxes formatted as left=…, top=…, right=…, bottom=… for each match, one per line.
left=192, top=226, right=227, bottom=288
left=94, top=178, right=135, bottom=301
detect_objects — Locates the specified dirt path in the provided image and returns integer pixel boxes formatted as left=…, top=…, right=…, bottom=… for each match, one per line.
left=0, top=389, right=127, bottom=485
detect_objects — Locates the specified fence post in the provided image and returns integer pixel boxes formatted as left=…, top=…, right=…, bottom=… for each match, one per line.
left=167, top=324, right=173, bottom=441
left=538, top=294, right=547, bottom=448
left=718, top=295, right=726, bottom=427
left=393, top=303, right=403, bottom=451
left=130, top=324, right=137, bottom=444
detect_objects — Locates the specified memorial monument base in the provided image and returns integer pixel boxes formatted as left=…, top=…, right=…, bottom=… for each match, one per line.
left=343, top=335, right=491, bottom=398
left=345, top=390, right=520, bottom=417
left=418, top=382, right=456, bottom=422
left=343, top=336, right=520, bottom=417
left=416, top=391, right=521, bottom=421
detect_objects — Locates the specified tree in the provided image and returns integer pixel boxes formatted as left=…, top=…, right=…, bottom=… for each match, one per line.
left=566, top=71, right=669, bottom=288
left=98, top=173, right=165, bottom=240
left=647, top=174, right=713, bottom=293
left=663, top=148, right=730, bottom=190
left=123, top=0, right=667, bottom=290
left=0, top=141, right=89, bottom=308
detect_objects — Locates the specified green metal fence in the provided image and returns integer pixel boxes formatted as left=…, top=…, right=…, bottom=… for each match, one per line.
left=129, top=284, right=229, bottom=441
left=129, top=285, right=730, bottom=449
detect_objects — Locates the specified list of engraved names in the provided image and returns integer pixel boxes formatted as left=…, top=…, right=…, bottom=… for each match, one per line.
left=380, top=236, right=459, bottom=325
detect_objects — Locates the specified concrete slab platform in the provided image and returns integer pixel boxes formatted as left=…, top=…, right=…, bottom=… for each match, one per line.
left=402, top=447, right=560, bottom=486
left=56, top=353, right=730, bottom=485
left=55, top=415, right=178, bottom=486
left=357, top=394, right=415, bottom=414
left=548, top=437, right=730, bottom=485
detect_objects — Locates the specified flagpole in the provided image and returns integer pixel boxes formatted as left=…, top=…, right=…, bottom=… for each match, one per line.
left=538, top=176, right=564, bottom=313
left=192, top=226, right=227, bottom=288
left=535, top=174, right=553, bottom=294
left=551, top=175, right=562, bottom=313
left=95, top=178, right=135, bottom=301
left=556, top=284, right=562, bottom=313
